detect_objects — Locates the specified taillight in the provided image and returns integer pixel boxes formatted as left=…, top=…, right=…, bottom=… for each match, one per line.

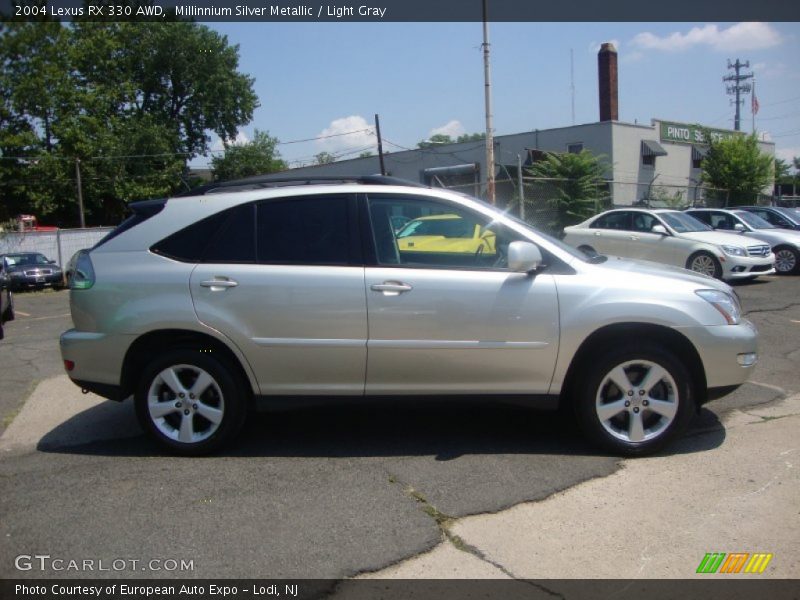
left=67, top=250, right=95, bottom=290
left=64, top=360, right=75, bottom=372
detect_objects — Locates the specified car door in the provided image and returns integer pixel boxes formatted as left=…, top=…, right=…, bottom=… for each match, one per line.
left=361, top=193, right=559, bottom=395
left=628, top=212, right=674, bottom=263
left=586, top=211, right=634, bottom=257
left=187, top=195, right=368, bottom=396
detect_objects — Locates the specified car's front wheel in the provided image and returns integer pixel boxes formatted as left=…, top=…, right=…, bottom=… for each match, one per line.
left=135, top=349, right=248, bottom=455
left=773, top=245, right=799, bottom=275
left=574, top=344, right=695, bottom=455
left=686, top=251, right=722, bottom=279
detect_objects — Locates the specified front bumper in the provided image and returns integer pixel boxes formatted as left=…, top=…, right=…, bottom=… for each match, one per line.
left=676, top=319, right=759, bottom=394
left=721, top=253, right=775, bottom=279
left=10, top=273, right=63, bottom=288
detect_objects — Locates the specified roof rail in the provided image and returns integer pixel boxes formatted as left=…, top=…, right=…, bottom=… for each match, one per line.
left=176, top=174, right=427, bottom=196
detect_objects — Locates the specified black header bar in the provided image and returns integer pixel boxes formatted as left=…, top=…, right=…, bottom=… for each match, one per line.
left=2, top=0, right=799, bottom=22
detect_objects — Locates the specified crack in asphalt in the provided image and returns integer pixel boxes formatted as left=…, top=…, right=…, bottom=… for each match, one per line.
left=377, top=474, right=566, bottom=598
left=744, top=302, right=800, bottom=316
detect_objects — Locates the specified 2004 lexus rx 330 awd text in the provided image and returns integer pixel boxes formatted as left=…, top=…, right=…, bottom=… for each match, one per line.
left=60, top=176, right=758, bottom=456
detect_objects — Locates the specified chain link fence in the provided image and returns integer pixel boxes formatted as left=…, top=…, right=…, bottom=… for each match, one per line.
left=435, top=176, right=787, bottom=236
left=0, top=227, right=113, bottom=268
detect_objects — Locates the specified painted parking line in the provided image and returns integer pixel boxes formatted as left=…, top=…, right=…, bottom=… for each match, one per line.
left=19, top=312, right=71, bottom=322
left=14, top=310, right=31, bottom=317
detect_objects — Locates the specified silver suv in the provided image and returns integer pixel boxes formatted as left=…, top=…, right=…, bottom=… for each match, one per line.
left=60, top=176, right=758, bottom=456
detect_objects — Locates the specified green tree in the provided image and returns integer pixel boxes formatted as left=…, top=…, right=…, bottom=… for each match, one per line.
left=315, top=152, right=336, bottom=165
left=699, top=131, right=773, bottom=205
left=456, top=132, right=485, bottom=143
left=417, top=132, right=485, bottom=149
left=417, top=133, right=453, bottom=149
left=211, top=130, right=286, bottom=181
left=525, top=150, right=609, bottom=234
left=0, top=19, right=258, bottom=225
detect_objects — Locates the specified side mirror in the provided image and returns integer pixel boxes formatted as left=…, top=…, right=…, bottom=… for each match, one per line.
left=508, top=241, right=543, bottom=273
left=651, top=224, right=668, bottom=235
left=734, top=223, right=746, bottom=232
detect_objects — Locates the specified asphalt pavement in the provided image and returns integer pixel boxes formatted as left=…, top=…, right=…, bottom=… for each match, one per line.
left=0, top=277, right=797, bottom=580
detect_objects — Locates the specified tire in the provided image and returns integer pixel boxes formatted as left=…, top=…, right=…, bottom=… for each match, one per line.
left=2, top=290, right=14, bottom=322
left=686, top=251, right=722, bottom=279
left=573, top=343, right=695, bottom=456
left=134, top=348, right=249, bottom=455
left=773, top=246, right=799, bottom=275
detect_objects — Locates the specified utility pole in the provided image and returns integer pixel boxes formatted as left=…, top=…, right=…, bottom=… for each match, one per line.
left=724, top=58, right=753, bottom=132
left=517, top=153, right=525, bottom=220
left=570, top=48, right=575, bottom=125
left=482, top=0, right=495, bottom=204
left=374, top=114, right=386, bottom=176
left=75, top=158, right=86, bottom=228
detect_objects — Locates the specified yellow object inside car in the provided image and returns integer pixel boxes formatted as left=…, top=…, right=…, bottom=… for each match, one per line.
left=396, top=214, right=497, bottom=255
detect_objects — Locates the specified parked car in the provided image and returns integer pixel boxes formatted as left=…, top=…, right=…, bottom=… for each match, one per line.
left=396, top=213, right=497, bottom=255
left=686, top=208, right=800, bottom=275
left=61, top=176, right=759, bottom=457
left=0, top=266, right=14, bottom=340
left=563, top=208, right=775, bottom=280
left=0, top=252, right=64, bottom=291
left=736, top=205, right=800, bottom=231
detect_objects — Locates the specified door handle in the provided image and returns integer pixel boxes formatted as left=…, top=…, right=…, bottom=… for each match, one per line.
left=370, top=281, right=413, bottom=295
left=200, top=278, right=238, bottom=290
left=594, top=231, right=601, bottom=236
left=630, top=235, right=639, bottom=241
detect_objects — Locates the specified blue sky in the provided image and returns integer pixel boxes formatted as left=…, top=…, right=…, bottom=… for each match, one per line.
left=195, top=22, right=800, bottom=168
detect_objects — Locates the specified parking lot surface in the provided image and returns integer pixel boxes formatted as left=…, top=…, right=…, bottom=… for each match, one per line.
left=0, top=278, right=798, bottom=579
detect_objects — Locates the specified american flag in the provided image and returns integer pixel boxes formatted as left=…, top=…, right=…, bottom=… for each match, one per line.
left=752, top=90, right=760, bottom=115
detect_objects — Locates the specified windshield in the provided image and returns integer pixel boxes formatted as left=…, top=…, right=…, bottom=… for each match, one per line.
left=733, top=210, right=774, bottom=229
left=4, top=253, right=50, bottom=267
left=659, top=212, right=712, bottom=233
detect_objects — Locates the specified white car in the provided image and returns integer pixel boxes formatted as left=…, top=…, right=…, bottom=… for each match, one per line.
left=686, top=208, right=800, bottom=275
left=563, top=208, right=775, bottom=280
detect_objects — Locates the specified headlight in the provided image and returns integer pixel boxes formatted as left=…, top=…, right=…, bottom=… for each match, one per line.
left=721, top=245, right=746, bottom=257
left=696, top=289, right=741, bottom=325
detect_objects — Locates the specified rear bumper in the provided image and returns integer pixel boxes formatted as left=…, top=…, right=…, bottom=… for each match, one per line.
left=60, top=329, right=133, bottom=391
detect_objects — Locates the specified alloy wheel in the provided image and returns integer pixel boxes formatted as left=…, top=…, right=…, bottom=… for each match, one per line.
left=774, top=248, right=797, bottom=273
left=690, top=254, right=717, bottom=277
left=147, top=364, right=225, bottom=444
left=595, top=359, right=679, bottom=443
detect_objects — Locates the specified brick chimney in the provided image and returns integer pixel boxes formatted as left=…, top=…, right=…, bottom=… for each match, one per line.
left=598, top=42, right=618, bottom=122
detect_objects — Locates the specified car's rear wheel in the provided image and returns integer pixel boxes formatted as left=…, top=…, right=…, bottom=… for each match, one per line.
left=773, top=246, right=799, bottom=275
left=2, top=290, right=14, bottom=322
left=135, top=349, right=248, bottom=455
left=574, top=344, right=695, bottom=455
left=686, top=251, right=722, bottom=279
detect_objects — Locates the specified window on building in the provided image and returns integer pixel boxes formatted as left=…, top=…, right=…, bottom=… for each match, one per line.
left=567, top=143, right=583, bottom=154
left=691, top=146, right=708, bottom=169
left=641, top=140, right=667, bottom=167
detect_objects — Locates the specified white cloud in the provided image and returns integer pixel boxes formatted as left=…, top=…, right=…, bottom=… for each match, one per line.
left=631, top=23, right=782, bottom=53
left=315, top=115, right=376, bottom=154
left=429, top=120, right=465, bottom=139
